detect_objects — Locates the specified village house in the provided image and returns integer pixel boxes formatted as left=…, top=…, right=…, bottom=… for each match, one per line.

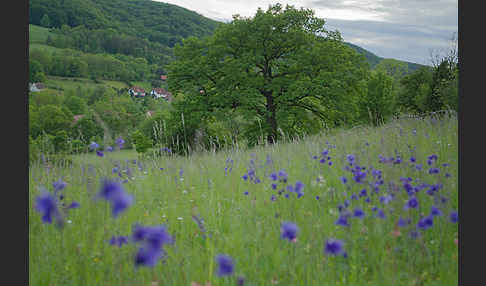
left=160, top=75, right=167, bottom=81
left=150, top=87, right=172, bottom=101
left=29, top=82, right=46, bottom=92
left=128, top=86, right=146, bottom=98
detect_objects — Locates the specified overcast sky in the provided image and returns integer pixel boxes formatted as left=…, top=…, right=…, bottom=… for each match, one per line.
left=155, top=0, right=458, bottom=65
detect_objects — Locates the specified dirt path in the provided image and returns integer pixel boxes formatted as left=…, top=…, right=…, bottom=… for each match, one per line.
left=91, top=108, right=113, bottom=145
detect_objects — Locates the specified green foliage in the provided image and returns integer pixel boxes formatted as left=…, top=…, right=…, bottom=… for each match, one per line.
left=64, top=94, right=87, bottom=115
left=40, top=13, right=51, bottom=27
left=31, top=104, right=73, bottom=138
left=70, top=115, right=104, bottom=144
left=29, top=60, right=45, bottom=82
left=131, top=130, right=152, bottom=154
left=52, top=130, right=69, bottom=153
left=360, top=71, right=396, bottom=126
left=167, top=3, right=369, bottom=145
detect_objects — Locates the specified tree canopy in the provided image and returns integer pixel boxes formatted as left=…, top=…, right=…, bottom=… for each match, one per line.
left=167, top=4, right=369, bottom=144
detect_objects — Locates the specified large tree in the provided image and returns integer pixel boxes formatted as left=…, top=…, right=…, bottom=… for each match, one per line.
left=167, top=4, right=369, bottom=144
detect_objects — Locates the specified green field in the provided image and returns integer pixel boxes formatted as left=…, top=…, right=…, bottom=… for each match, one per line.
left=29, top=24, right=54, bottom=44
left=29, top=113, right=458, bottom=285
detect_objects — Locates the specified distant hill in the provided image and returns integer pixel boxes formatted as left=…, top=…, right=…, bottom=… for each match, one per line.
left=29, top=0, right=427, bottom=77
left=344, top=42, right=427, bottom=73
left=29, top=0, right=220, bottom=49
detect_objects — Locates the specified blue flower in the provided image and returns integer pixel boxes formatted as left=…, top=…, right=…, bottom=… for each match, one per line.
left=278, top=170, right=288, bottom=183
left=109, top=236, right=129, bottom=247
left=405, top=197, right=419, bottom=209
left=270, top=172, right=278, bottom=181
left=53, top=178, right=67, bottom=192
left=106, top=146, right=114, bottom=152
left=132, top=224, right=174, bottom=267
left=216, top=254, right=234, bottom=277
left=96, top=150, right=104, bottom=157
left=335, top=215, right=350, bottom=227
left=98, top=178, right=133, bottom=218
left=135, top=247, right=163, bottom=267
left=417, top=215, right=434, bottom=230
left=242, top=174, right=248, bottom=181
left=280, top=222, right=299, bottom=241
left=295, top=181, right=304, bottom=194
left=66, top=201, right=80, bottom=209
left=341, top=176, right=348, bottom=184
left=428, top=168, right=440, bottom=174
left=430, top=206, right=442, bottom=217
left=116, top=137, right=125, bottom=149
left=89, top=141, right=99, bottom=150
left=244, top=191, right=249, bottom=195
left=359, top=189, right=367, bottom=197
left=324, top=239, right=345, bottom=256
left=449, top=211, right=458, bottom=223
left=35, top=191, right=61, bottom=224
left=353, top=208, right=365, bottom=219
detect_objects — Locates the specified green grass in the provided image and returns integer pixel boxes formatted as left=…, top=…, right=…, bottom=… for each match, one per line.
left=29, top=113, right=458, bottom=285
left=29, top=24, right=54, bottom=44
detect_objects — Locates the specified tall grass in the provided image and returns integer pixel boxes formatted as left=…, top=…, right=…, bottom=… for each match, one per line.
left=29, top=112, right=458, bottom=285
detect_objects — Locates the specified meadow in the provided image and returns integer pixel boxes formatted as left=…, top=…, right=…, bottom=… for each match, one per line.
left=29, top=112, right=458, bottom=286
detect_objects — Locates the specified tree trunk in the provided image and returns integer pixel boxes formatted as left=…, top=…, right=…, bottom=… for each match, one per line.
left=264, top=91, right=278, bottom=144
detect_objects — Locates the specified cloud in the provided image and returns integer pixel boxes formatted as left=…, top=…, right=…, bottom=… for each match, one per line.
left=154, top=0, right=457, bottom=65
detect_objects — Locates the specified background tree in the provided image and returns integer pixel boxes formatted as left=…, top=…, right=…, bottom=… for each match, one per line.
left=167, top=4, right=369, bottom=145
left=360, top=71, right=396, bottom=126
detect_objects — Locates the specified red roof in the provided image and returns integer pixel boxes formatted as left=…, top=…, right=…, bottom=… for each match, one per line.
left=160, top=75, right=167, bottom=80
left=130, top=86, right=145, bottom=93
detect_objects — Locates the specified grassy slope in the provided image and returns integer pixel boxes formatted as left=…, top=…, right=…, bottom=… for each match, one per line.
left=29, top=113, right=458, bottom=285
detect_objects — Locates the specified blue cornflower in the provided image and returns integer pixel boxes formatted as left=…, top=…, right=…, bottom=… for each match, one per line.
left=112, top=167, right=119, bottom=173
left=353, top=208, right=365, bottom=219
left=66, top=201, right=80, bottom=209
left=380, top=195, right=392, bottom=204
left=242, top=174, right=248, bottom=181
left=335, top=215, right=350, bottom=227
left=216, top=254, right=234, bottom=277
left=364, top=197, right=371, bottom=203
left=328, top=161, right=333, bottom=166
left=428, top=168, right=440, bottom=174
left=430, top=206, right=442, bottom=217
left=89, top=141, right=99, bottom=150
left=295, top=181, right=304, bottom=193
left=284, top=193, right=290, bottom=198
left=270, top=172, right=278, bottom=181
left=98, top=179, right=133, bottom=217
left=417, top=215, right=434, bottom=230
left=278, top=170, right=288, bottom=183
left=397, top=217, right=409, bottom=227
left=271, top=195, right=276, bottom=201
left=53, top=178, right=67, bottom=192
left=35, top=191, right=61, bottom=224
left=351, top=194, right=358, bottom=200
left=271, top=183, right=277, bottom=190
left=341, top=176, right=348, bottom=184
left=244, top=191, right=249, bottom=195
left=346, top=154, right=355, bottom=165
left=359, top=189, right=367, bottom=197
left=281, top=222, right=299, bottom=241
left=316, top=196, right=320, bottom=200
left=410, top=156, right=416, bottom=163
left=135, top=247, right=163, bottom=267
left=116, top=137, right=125, bottom=149
left=324, top=239, right=345, bottom=256
left=405, top=197, right=419, bottom=209
left=109, top=236, right=129, bottom=247
left=415, top=164, right=423, bottom=170
left=106, top=146, right=114, bottom=152
left=96, top=150, right=104, bottom=157
left=449, top=211, right=458, bottom=223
